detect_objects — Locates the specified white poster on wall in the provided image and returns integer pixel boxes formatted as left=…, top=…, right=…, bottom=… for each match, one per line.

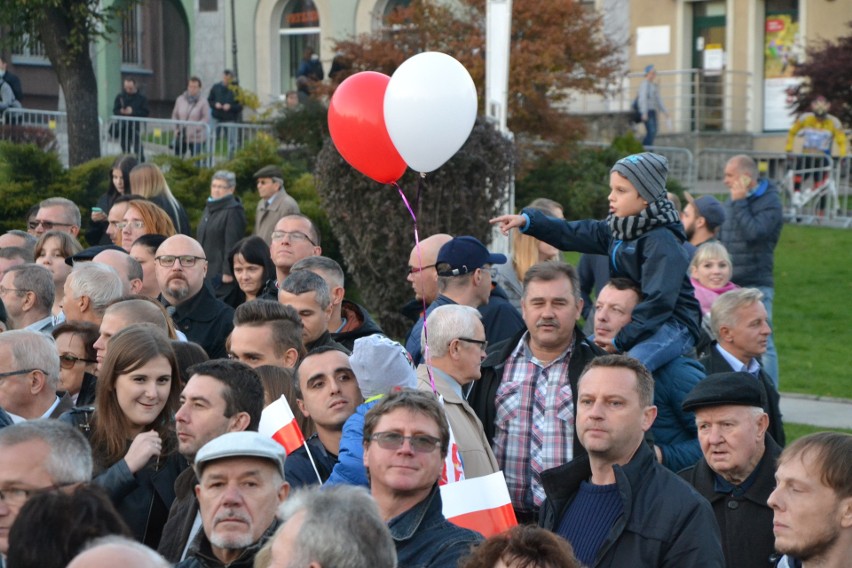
left=636, top=26, right=671, bottom=56
left=764, top=77, right=802, bottom=131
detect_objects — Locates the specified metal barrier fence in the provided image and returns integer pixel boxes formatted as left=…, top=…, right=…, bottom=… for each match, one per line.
left=0, top=107, right=273, bottom=168
left=645, top=145, right=695, bottom=189
left=566, top=68, right=753, bottom=135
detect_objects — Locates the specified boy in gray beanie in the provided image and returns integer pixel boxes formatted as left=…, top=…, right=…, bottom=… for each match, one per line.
left=491, top=152, right=701, bottom=373
left=325, top=335, right=417, bottom=487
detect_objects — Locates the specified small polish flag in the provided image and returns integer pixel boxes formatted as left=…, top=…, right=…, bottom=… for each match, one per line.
left=439, top=410, right=465, bottom=485
left=259, top=395, right=305, bottom=455
left=441, top=471, right=518, bottom=538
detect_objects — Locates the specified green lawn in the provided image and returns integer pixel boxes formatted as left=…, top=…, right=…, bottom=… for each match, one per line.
left=775, top=225, right=852, bottom=398
left=563, top=224, right=852, bottom=399
left=784, top=422, right=852, bottom=443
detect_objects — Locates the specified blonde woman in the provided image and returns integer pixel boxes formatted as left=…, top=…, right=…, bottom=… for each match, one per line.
left=129, top=163, right=190, bottom=235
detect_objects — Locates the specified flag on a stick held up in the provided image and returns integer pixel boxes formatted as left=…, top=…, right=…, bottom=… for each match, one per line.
left=441, top=471, right=517, bottom=538
left=259, top=395, right=305, bottom=455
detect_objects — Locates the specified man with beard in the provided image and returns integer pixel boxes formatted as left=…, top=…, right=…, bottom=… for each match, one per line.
left=155, top=235, right=234, bottom=358
left=175, top=432, right=289, bottom=568
left=682, top=193, right=725, bottom=249
left=768, top=432, right=852, bottom=568
left=469, top=261, right=602, bottom=523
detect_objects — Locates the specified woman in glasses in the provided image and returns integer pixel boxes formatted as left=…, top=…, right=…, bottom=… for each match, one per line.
left=34, top=230, right=83, bottom=321
left=120, top=201, right=176, bottom=252
left=85, top=325, right=185, bottom=548
left=223, top=236, right=277, bottom=307
left=52, top=321, right=99, bottom=406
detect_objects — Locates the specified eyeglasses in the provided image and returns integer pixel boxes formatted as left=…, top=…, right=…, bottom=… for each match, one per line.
left=0, top=482, right=78, bottom=508
left=369, top=432, right=442, bottom=453
left=27, top=220, right=74, bottom=231
left=456, top=337, right=488, bottom=351
left=116, top=220, right=145, bottom=231
left=407, top=264, right=436, bottom=275
left=270, top=230, right=316, bottom=245
left=0, top=368, right=42, bottom=380
left=59, top=354, right=98, bottom=369
left=486, top=266, right=498, bottom=279
left=0, top=286, right=30, bottom=296
left=154, top=255, right=207, bottom=268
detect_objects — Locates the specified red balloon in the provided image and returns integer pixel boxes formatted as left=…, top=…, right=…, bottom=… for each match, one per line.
left=328, top=72, right=408, bottom=184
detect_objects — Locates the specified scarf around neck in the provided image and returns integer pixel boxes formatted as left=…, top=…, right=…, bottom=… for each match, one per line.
left=607, top=198, right=680, bottom=241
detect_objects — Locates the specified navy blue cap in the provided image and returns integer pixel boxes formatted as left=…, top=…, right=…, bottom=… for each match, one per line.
left=436, top=236, right=506, bottom=277
left=65, top=244, right=127, bottom=266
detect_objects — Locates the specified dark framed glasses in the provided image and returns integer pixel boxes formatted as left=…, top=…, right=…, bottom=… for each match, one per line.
left=59, top=354, right=98, bottom=369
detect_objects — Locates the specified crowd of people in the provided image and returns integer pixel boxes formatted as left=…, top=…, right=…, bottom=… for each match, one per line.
left=0, top=150, right=848, bottom=568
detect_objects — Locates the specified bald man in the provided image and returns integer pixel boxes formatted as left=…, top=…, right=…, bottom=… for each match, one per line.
left=93, top=299, right=174, bottom=369
left=403, top=234, right=452, bottom=357
left=93, top=249, right=144, bottom=295
left=155, top=235, right=233, bottom=358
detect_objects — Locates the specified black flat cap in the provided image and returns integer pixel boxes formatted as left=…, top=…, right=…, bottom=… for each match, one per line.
left=65, top=244, right=127, bottom=266
left=682, top=372, right=764, bottom=412
left=254, top=165, right=283, bottom=179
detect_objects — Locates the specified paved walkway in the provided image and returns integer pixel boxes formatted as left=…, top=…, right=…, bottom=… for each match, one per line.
left=780, top=393, right=852, bottom=430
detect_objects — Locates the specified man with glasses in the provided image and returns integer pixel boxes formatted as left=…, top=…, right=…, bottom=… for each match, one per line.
left=0, top=420, right=93, bottom=566
left=468, top=261, right=602, bottom=523
left=363, top=389, right=482, bottom=567
left=268, top=214, right=321, bottom=291
left=155, top=235, right=234, bottom=359
left=31, top=197, right=81, bottom=238
left=417, top=304, right=498, bottom=478
left=0, top=331, right=72, bottom=421
left=253, top=165, right=300, bottom=245
left=0, top=264, right=54, bottom=334
left=406, top=235, right=523, bottom=366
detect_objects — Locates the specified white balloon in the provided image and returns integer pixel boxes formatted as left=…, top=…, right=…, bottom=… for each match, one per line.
left=384, top=52, right=478, bottom=173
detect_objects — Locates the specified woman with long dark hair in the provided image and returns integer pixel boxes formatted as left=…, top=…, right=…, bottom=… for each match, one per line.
left=222, top=235, right=276, bottom=307
left=87, top=155, right=138, bottom=245
left=88, top=324, right=186, bottom=548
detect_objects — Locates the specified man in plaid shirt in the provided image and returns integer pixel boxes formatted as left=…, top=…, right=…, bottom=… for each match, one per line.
left=469, top=262, right=603, bottom=522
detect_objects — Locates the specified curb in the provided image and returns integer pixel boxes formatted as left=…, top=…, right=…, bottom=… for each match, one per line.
left=780, top=392, right=852, bottom=405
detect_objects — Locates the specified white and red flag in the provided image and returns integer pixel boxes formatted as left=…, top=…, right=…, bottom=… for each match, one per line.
left=441, top=471, right=518, bottom=538
left=259, top=395, right=305, bottom=455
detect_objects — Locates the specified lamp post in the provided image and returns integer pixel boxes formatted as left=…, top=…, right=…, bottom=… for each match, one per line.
left=230, top=0, right=239, bottom=79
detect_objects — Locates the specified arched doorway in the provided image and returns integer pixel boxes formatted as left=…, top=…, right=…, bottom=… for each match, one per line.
left=279, top=0, right=321, bottom=94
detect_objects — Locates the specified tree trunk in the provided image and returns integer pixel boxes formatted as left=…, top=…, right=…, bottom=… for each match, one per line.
left=39, top=6, right=102, bottom=166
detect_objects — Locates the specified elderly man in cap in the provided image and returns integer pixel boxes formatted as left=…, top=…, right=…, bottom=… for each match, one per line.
left=679, top=372, right=781, bottom=568
left=406, top=235, right=523, bottom=365
left=253, top=165, right=300, bottom=245
left=175, top=431, right=289, bottom=568
left=682, top=192, right=726, bottom=249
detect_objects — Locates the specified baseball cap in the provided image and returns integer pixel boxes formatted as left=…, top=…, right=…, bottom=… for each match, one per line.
left=685, top=193, right=726, bottom=229
left=194, top=431, right=286, bottom=478
left=436, top=236, right=507, bottom=277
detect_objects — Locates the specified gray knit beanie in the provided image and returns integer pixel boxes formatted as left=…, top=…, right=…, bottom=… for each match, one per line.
left=610, top=152, right=669, bottom=203
left=349, top=335, right=417, bottom=398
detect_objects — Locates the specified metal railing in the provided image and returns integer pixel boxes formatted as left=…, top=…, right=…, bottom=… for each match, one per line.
left=645, top=145, right=695, bottom=189
left=0, top=107, right=275, bottom=167
left=566, top=68, right=753, bottom=134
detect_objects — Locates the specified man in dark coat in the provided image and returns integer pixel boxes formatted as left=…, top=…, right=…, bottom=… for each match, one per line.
left=157, top=360, right=264, bottom=563
left=700, top=287, right=784, bottom=446
left=680, top=372, right=782, bottom=568
left=467, top=261, right=602, bottom=523
left=539, top=355, right=724, bottom=567
left=112, top=77, right=149, bottom=158
left=155, top=235, right=234, bottom=359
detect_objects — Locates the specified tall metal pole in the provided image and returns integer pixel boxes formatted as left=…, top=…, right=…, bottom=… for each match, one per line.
left=230, top=0, right=239, bottom=78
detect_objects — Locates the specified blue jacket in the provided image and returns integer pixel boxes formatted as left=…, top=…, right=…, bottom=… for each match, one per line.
left=522, top=208, right=701, bottom=351
left=652, top=357, right=704, bottom=472
left=284, top=434, right=338, bottom=488
left=325, top=398, right=379, bottom=487
left=719, top=179, right=783, bottom=288
left=540, top=442, right=724, bottom=568
left=389, top=484, right=482, bottom=568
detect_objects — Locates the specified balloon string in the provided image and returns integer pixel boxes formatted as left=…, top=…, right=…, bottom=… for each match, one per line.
left=396, top=179, right=436, bottom=394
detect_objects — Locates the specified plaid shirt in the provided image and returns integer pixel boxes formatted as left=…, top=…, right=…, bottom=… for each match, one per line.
left=493, top=332, right=575, bottom=513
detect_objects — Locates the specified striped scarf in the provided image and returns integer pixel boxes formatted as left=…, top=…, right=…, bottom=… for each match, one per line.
left=607, top=198, right=681, bottom=241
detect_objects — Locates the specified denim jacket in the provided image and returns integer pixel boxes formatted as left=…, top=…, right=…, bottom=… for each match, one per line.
left=388, top=484, right=482, bottom=568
